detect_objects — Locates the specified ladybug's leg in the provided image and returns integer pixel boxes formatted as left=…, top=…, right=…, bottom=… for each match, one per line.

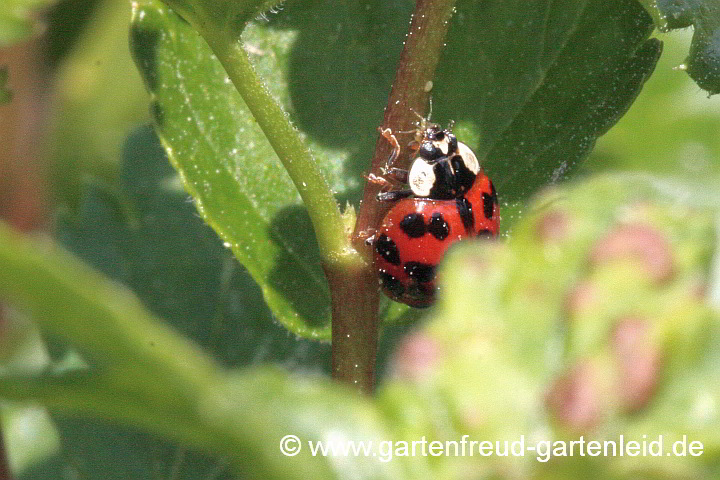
left=366, top=173, right=394, bottom=189
left=378, top=127, right=401, bottom=172
left=385, top=167, right=408, bottom=184
left=367, top=169, right=407, bottom=186
left=377, top=190, right=413, bottom=202
left=359, top=228, right=378, bottom=246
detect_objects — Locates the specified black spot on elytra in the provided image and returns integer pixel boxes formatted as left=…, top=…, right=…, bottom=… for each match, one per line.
left=379, top=271, right=405, bottom=298
left=428, top=213, right=450, bottom=240
left=477, top=229, right=494, bottom=238
left=404, top=262, right=435, bottom=283
left=375, top=234, right=401, bottom=265
left=400, top=213, right=426, bottom=238
left=456, top=197, right=474, bottom=233
left=483, top=193, right=494, bottom=219
left=490, top=180, right=497, bottom=204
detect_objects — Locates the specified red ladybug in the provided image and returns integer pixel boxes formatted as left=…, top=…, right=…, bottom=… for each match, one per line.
left=370, top=124, right=499, bottom=307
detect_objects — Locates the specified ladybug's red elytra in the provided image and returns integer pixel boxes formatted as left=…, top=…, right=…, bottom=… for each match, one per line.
left=369, top=123, right=499, bottom=308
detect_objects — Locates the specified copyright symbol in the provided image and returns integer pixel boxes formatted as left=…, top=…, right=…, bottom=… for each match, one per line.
left=280, top=435, right=301, bottom=456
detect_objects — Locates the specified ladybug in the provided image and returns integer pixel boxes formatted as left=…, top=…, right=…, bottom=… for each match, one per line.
left=369, top=123, right=499, bottom=307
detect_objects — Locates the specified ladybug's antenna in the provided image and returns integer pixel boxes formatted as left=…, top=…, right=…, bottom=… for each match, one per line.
left=427, top=96, right=433, bottom=122
left=408, top=108, right=426, bottom=125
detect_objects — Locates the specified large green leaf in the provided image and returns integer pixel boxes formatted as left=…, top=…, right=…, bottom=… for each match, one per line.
left=434, top=0, right=661, bottom=201
left=130, top=1, right=351, bottom=339
left=583, top=30, right=720, bottom=176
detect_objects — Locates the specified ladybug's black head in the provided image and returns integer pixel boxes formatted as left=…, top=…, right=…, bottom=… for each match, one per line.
left=417, top=125, right=458, bottom=161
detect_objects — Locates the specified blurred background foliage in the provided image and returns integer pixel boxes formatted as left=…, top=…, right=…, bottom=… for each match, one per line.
left=0, top=0, right=718, bottom=478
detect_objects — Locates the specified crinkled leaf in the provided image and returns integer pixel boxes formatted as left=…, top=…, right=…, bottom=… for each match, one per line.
left=0, top=0, right=57, bottom=46
left=378, top=173, right=720, bottom=478
left=639, top=0, right=720, bottom=94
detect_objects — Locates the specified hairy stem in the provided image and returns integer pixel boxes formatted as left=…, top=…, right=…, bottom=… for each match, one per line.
left=202, top=34, right=350, bottom=265
left=196, top=25, right=377, bottom=393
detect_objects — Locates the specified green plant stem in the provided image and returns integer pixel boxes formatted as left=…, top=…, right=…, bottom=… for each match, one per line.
left=352, top=0, right=458, bottom=254
left=201, top=30, right=350, bottom=267
left=161, top=0, right=456, bottom=394
left=193, top=25, right=378, bottom=393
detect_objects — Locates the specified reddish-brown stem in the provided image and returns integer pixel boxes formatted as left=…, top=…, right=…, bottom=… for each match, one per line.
left=329, top=0, right=456, bottom=394
left=329, top=264, right=379, bottom=395
left=352, top=0, right=457, bottom=257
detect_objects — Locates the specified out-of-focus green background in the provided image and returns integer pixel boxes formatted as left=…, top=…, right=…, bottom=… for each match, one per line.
left=0, top=0, right=719, bottom=478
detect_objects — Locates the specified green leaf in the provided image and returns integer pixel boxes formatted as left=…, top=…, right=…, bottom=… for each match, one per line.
left=28, top=124, right=333, bottom=478
left=15, top=416, right=231, bottom=480
left=130, top=0, right=663, bottom=334
left=433, top=0, right=661, bottom=201
left=0, top=66, right=11, bottom=103
left=0, top=210, right=415, bottom=478
left=133, top=0, right=660, bottom=338
left=638, top=0, right=720, bottom=94
left=130, top=0, right=349, bottom=339
left=0, top=0, right=57, bottom=46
